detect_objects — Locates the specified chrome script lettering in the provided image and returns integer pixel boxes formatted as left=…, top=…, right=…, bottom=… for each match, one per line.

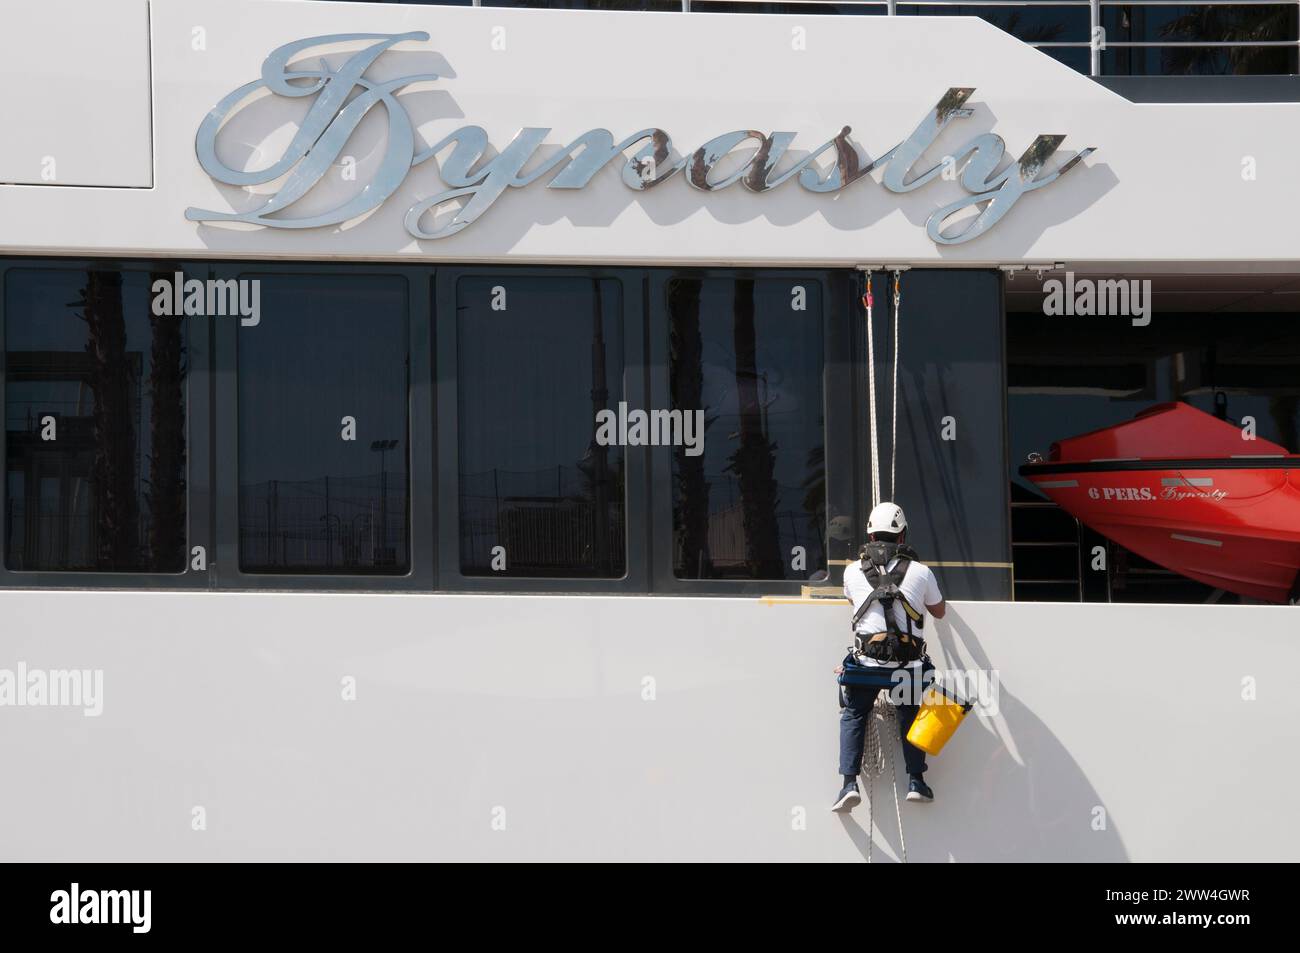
left=187, top=33, right=1096, bottom=246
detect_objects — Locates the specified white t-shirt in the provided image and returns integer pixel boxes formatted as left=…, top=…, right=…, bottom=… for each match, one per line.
left=843, top=556, right=943, bottom=669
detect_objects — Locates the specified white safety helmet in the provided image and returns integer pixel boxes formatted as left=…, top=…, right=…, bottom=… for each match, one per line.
left=867, top=501, right=908, bottom=537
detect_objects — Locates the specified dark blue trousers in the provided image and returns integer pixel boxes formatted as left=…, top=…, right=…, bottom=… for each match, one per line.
left=838, top=683, right=927, bottom=778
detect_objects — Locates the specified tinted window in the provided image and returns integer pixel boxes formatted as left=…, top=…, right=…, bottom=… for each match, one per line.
left=1104, top=45, right=1299, bottom=76
left=668, top=277, right=825, bottom=581
left=1102, top=5, right=1298, bottom=43
left=1039, top=45, right=1091, bottom=75
left=866, top=269, right=1010, bottom=601
left=237, top=274, right=409, bottom=574
left=1102, top=5, right=1299, bottom=75
left=5, top=267, right=186, bottom=572
left=693, top=2, right=883, bottom=14
left=308, top=1, right=475, bottom=5
left=898, top=5, right=1088, bottom=42
left=321, top=0, right=675, bottom=6
left=457, top=276, right=626, bottom=577
left=484, top=0, right=679, bottom=9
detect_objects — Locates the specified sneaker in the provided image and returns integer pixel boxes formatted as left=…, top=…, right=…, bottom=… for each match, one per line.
left=831, top=781, right=861, bottom=813
left=906, top=775, right=934, bottom=802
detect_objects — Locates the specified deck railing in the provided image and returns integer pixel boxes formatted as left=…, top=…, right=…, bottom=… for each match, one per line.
left=453, top=0, right=1300, bottom=78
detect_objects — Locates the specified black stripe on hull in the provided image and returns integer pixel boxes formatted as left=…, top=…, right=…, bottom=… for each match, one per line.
left=1020, top=458, right=1299, bottom=477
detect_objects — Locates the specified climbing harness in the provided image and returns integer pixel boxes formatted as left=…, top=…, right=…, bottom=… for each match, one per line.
left=861, top=693, right=907, bottom=864
left=850, top=540, right=926, bottom=663
left=861, top=269, right=905, bottom=505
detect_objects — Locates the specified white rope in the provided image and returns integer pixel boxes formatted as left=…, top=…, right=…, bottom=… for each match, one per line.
left=890, top=271, right=902, bottom=501
left=861, top=692, right=908, bottom=864
left=858, top=271, right=909, bottom=863
left=863, top=271, right=881, bottom=508
left=864, top=270, right=903, bottom=507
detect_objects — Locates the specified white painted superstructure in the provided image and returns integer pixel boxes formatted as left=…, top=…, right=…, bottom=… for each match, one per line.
left=0, top=0, right=1297, bottom=862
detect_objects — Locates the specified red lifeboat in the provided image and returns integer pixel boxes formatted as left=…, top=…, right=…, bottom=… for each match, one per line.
left=1019, top=402, right=1300, bottom=603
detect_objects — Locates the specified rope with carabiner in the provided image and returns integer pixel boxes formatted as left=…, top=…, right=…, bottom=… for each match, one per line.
left=862, top=270, right=881, bottom=508
left=890, top=270, right=902, bottom=501
left=861, top=692, right=908, bottom=864
left=861, top=270, right=904, bottom=506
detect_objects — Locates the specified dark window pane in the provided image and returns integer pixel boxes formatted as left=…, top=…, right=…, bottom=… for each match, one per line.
left=1038, top=45, right=1091, bottom=75
left=5, top=268, right=187, bottom=572
left=484, top=0, right=680, bottom=9
left=1105, top=44, right=1298, bottom=76
left=668, top=277, right=825, bottom=580
left=1102, top=5, right=1298, bottom=75
left=457, top=276, right=626, bottom=578
left=898, top=5, right=1089, bottom=42
left=693, top=2, right=884, bottom=14
left=1102, top=4, right=1298, bottom=42
left=323, top=0, right=678, bottom=6
left=307, top=1, right=475, bottom=5
left=237, top=274, right=409, bottom=574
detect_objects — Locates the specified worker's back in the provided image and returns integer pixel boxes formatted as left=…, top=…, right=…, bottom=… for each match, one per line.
left=843, top=554, right=943, bottom=666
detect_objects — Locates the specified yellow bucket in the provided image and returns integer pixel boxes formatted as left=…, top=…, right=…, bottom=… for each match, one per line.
left=906, top=684, right=974, bottom=756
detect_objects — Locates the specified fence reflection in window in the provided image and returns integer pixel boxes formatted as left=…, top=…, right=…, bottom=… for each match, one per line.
left=457, top=276, right=626, bottom=577
left=1102, top=5, right=1299, bottom=76
left=237, top=274, right=409, bottom=574
left=668, top=277, right=825, bottom=581
left=4, top=268, right=187, bottom=573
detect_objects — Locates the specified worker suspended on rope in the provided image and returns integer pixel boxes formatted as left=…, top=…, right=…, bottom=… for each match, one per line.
left=832, top=271, right=946, bottom=817
left=833, top=502, right=946, bottom=814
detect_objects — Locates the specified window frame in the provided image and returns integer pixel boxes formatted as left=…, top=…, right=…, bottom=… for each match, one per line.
left=646, top=267, right=856, bottom=596
left=0, top=257, right=212, bottom=590
left=210, top=261, right=434, bottom=592
left=434, top=265, right=651, bottom=594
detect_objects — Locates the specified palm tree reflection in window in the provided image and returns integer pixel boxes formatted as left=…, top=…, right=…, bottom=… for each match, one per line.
left=456, top=276, right=625, bottom=577
left=146, top=270, right=187, bottom=571
left=728, top=279, right=785, bottom=579
left=670, top=279, right=712, bottom=578
left=5, top=269, right=186, bottom=572
left=669, top=277, right=826, bottom=581
left=1160, top=5, right=1298, bottom=74
left=75, top=271, right=187, bottom=572
left=580, top=279, right=615, bottom=577
left=76, top=271, right=141, bottom=568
